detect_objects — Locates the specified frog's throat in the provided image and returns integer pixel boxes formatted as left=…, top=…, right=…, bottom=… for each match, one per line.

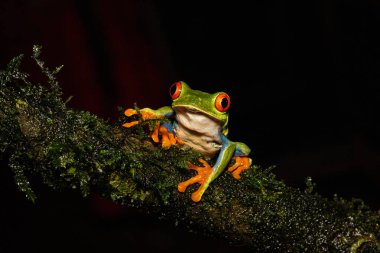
left=173, top=123, right=222, bottom=158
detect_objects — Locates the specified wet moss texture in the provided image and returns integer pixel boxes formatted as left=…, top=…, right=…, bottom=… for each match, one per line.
left=1, top=46, right=379, bottom=252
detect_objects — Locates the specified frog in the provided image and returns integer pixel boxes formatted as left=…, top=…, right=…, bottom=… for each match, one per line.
left=122, top=81, right=252, bottom=202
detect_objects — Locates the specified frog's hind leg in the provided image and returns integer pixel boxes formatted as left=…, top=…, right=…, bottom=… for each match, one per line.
left=228, top=142, right=252, bottom=179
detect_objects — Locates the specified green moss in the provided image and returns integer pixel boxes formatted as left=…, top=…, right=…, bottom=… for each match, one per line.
left=1, top=46, right=379, bottom=252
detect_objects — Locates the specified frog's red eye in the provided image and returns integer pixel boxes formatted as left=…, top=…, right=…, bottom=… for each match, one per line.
left=169, top=81, right=182, bottom=100
left=215, top=93, right=231, bottom=112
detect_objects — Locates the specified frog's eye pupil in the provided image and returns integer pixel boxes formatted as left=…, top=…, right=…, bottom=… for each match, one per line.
left=215, top=93, right=231, bottom=112
left=170, top=85, right=176, bottom=97
left=221, top=97, right=229, bottom=109
left=170, top=81, right=182, bottom=100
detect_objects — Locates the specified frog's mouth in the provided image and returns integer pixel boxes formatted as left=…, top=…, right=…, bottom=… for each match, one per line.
left=173, top=105, right=220, bottom=121
left=179, top=107, right=203, bottom=114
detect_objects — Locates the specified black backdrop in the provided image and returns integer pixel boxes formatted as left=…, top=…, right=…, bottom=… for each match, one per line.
left=1, top=1, right=379, bottom=252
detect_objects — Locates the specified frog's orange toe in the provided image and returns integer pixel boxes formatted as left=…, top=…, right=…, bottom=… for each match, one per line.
left=191, top=190, right=203, bottom=203
left=150, top=122, right=160, bottom=142
left=228, top=156, right=252, bottom=180
left=122, top=121, right=139, bottom=128
left=124, top=108, right=137, bottom=117
left=178, top=158, right=213, bottom=202
left=178, top=174, right=201, bottom=193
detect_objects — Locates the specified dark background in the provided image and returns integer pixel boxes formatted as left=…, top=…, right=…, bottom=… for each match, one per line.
left=0, top=1, right=379, bottom=252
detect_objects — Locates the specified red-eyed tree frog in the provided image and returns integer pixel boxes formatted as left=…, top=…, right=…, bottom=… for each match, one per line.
left=123, top=81, right=252, bottom=202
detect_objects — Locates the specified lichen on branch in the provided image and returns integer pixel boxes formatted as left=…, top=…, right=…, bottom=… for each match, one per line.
left=0, top=46, right=379, bottom=252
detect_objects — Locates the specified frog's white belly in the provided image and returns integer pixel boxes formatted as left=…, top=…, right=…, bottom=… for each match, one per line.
left=174, top=108, right=223, bottom=157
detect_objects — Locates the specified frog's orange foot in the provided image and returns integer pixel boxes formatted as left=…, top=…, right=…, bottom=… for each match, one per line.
left=122, top=108, right=139, bottom=128
left=228, top=156, right=252, bottom=180
left=178, top=158, right=213, bottom=202
left=150, top=122, right=176, bottom=149
left=122, top=108, right=164, bottom=128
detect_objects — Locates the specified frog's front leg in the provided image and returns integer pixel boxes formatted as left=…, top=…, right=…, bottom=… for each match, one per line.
left=122, top=106, right=173, bottom=127
left=178, top=135, right=236, bottom=202
left=228, top=142, right=252, bottom=180
left=123, top=106, right=178, bottom=148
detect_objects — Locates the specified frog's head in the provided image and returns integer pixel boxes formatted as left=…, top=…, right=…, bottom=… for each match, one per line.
left=170, top=81, right=230, bottom=135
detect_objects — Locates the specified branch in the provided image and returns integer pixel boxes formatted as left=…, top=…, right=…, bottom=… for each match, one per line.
left=1, top=46, right=379, bottom=253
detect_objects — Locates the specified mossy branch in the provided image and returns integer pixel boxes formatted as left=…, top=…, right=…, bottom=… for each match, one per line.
left=0, top=46, right=379, bottom=253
